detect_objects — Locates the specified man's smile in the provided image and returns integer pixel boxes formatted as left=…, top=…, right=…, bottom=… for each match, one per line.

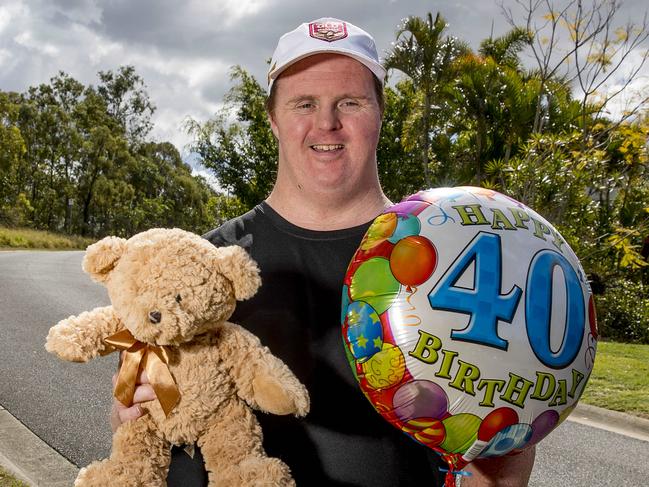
left=310, top=144, right=344, bottom=152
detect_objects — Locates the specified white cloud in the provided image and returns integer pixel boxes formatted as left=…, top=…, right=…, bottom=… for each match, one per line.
left=0, top=2, right=26, bottom=35
left=0, top=48, right=12, bottom=69
left=220, top=0, right=267, bottom=24
left=13, top=30, right=60, bottom=56
left=51, top=0, right=103, bottom=25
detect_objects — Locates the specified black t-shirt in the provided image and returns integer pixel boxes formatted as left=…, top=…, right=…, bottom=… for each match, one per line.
left=167, top=202, right=444, bottom=486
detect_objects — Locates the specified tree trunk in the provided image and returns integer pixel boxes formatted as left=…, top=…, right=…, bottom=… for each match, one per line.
left=82, top=171, right=98, bottom=236
left=476, top=109, right=487, bottom=184
left=421, top=91, right=432, bottom=188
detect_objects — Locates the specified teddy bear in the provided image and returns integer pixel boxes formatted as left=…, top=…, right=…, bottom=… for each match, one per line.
left=45, top=228, right=310, bottom=486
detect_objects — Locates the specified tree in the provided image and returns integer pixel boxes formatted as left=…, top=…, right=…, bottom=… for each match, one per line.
left=186, top=66, right=277, bottom=210
left=127, top=142, right=218, bottom=234
left=1, top=67, right=220, bottom=238
left=448, top=28, right=536, bottom=182
left=0, top=91, right=28, bottom=225
left=377, top=80, right=425, bottom=200
left=500, top=0, right=649, bottom=138
left=76, top=123, right=134, bottom=236
left=385, top=12, right=468, bottom=187
left=96, top=65, right=156, bottom=143
left=17, top=73, right=85, bottom=231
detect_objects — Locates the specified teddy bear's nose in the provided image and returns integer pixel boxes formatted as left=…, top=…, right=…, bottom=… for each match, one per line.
left=148, top=311, right=162, bottom=324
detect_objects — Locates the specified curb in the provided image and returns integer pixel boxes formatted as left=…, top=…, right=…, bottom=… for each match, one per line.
left=567, top=403, right=649, bottom=442
left=0, top=405, right=78, bottom=487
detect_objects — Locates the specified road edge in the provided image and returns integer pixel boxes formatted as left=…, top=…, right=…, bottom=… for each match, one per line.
left=567, top=403, right=649, bottom=442
left=0, top=405, right=78, bottom=487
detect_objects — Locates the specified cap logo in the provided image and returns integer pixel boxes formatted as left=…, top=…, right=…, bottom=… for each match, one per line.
left=309, top=21, right=348, bottom=42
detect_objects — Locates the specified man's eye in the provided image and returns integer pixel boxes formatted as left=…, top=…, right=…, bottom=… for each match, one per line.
left=296, top=102, right=315, bottom=110
left=175, top=294, right=182, bottom=303
left=339, top=100, right=361, bottom=112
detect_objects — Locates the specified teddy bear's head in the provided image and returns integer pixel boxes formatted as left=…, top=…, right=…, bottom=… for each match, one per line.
left=81, top=228, right=260, bottom=346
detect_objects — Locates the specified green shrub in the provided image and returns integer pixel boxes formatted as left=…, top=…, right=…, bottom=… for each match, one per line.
left=595, top=279, right=649, bottom=344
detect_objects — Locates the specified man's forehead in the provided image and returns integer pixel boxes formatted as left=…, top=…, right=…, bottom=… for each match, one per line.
left=277, top=53, right=374, bottom=83
left=279, top=53, right=372, bottom=78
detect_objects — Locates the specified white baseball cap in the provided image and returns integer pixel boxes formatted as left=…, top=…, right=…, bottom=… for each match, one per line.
left=268, top=17, right=386, bottom=90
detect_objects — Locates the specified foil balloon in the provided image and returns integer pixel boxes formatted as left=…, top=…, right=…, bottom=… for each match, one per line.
left=341, top=187, right=598, bottom=485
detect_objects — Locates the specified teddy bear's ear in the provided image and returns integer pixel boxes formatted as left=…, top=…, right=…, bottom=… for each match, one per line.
left=82, top=236, right=127, bottom=282
left=215, top=246, right=261, bottom=301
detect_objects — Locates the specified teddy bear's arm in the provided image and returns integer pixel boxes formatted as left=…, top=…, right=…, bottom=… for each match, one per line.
left=218, top=322, right=310, bottom=417
left=45, top=305, right=123, bottom=363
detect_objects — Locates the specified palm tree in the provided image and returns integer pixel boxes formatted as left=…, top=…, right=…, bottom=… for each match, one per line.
left=449, top=28, right=536, bottom=182
left=385, top=12, right=467, bottom=187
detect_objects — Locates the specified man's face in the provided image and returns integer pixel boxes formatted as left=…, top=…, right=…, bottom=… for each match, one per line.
left=269, top=53, right=382, bottom=198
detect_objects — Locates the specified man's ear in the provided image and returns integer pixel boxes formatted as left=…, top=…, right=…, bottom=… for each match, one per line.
left=215, top=246, right=261, bottom=301
left=82, top=236, right=127, bottom=283
left=268, top=111, right=279, bottom=140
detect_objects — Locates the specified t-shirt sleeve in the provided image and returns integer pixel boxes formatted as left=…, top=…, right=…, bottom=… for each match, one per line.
left=202, top=208, right=256, bottom=250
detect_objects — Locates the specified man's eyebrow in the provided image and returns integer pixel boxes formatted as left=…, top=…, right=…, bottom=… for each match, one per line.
left=338, top=93, right=372, bottom=101
left=284, top=95, right=316, bottom=105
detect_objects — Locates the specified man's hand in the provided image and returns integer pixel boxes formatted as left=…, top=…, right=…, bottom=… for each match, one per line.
left=109, top=368, right=157, bottom=433
left=462, top=446, right=536, bottom=486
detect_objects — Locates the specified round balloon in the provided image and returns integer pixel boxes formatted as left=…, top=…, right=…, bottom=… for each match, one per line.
left=345, top=301, right=383, bottom=362
left=390, top=235, right=437, bottom=288
left=341, top=187, right=597, bottom=475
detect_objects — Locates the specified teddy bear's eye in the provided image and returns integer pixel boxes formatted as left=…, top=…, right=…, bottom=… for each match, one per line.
left=175, top=294, right=182, bottom=303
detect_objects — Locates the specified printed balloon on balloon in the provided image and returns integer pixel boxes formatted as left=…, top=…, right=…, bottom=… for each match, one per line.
left=341, top=187, right=598, bottom=484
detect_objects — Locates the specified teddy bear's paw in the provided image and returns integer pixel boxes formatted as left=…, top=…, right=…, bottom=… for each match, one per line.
left=223, top=456, right=295, bottom=487
left=74, top=461, right=111, bottom=487
left=45, top=324, right=89, bottom=363
left=73, top=466, right=89, bottom=487
left=289, top=383, right=310, bottom=418
left=252, top=376, right=308, bottom=416
left=74, top=458, right=167, bottom=487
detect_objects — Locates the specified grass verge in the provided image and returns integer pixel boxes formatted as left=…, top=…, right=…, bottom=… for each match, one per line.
left=581, top=340, right=649, bottom=419
left=0, top=226, right=93, bottom=250
left=0, top=466, right=29, bottom=487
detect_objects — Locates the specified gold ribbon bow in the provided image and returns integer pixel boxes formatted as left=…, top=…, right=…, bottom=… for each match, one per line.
left=102, top=329, right=180, bottom=417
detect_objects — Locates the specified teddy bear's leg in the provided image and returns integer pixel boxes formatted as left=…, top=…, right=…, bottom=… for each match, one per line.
left=198, top=401, right=295, bottom=487
left=74, top=416, right=170, bottom=487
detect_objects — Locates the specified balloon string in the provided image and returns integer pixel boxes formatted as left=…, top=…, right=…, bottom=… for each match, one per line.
left=403, top=314, right=422, bottom=327
left=440, top=454, right=471, bottom=487
left=439, top=468, right=472, bottom=487
left=405, top=286, right=417, bottom=308
left=402, top=286, right=421, bottom=327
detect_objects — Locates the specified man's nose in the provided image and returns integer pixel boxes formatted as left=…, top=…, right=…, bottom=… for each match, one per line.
left=316, top=106, right=342, bottom=131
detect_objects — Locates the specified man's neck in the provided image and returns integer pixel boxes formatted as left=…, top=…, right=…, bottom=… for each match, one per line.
left=266, top=185, right=392, bottom=231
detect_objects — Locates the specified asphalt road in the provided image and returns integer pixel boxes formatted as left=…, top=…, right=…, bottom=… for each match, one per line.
left=530, top=420, right=648, bottom=486
left=1, top=250, right=648, bottom=486
left=0, top=250, right=114, bottom=466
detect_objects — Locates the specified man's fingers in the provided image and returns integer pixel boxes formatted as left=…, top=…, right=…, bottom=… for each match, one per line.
left=111, top=398, right=144, bottom=432
left=132, top=384, right=156, bottom=404
left=113, top=367, right=149, bottom=385
left=118, top=404, right=144, bottom=423
left=110, top=362, right=152, bottom=432
left=137, top=369, right=149, bottom=384
left=111, top=380, right=155, bottom=406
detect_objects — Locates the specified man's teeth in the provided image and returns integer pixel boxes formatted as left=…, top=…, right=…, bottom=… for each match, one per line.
left=312, top=144, right=344, bottom=151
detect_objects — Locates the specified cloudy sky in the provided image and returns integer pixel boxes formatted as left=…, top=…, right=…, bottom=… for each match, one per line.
left=1, top=0, right=647, bottom=173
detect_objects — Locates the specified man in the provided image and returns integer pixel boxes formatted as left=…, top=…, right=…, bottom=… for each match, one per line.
left=112, top=18, right=535, bottom=486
